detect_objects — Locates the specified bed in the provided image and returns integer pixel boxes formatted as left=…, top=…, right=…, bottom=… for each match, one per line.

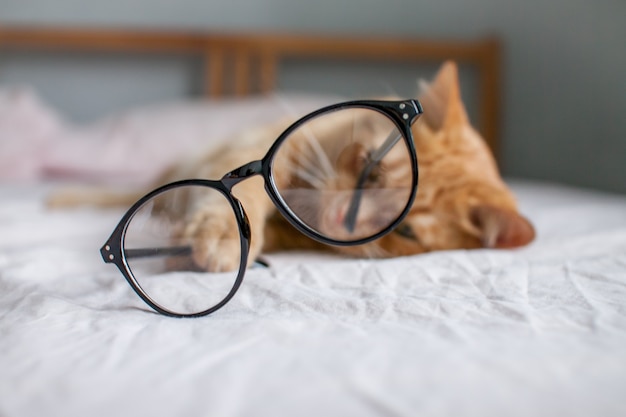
left=1, top=27, right=625, bottom=417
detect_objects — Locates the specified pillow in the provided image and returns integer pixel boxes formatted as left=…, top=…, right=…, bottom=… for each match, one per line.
left=0, top=86, right=63, bottom=181
left=0, top=88, right=342, bottom=185
left=41, top=92, right=342, bottom=185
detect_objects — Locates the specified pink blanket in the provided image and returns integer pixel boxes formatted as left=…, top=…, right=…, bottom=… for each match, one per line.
left=0, top=87, right=338, bottom=185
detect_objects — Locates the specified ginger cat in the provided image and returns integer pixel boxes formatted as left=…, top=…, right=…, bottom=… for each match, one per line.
left=262, top=61, right=535, bottom=260
left=49, top=61, right=535, bottom=271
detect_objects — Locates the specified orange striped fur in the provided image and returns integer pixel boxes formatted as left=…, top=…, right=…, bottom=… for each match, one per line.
left=48, top=61, right=534, bottom=271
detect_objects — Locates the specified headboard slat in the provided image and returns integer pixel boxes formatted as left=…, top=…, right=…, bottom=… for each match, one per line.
left=233, top=49, right=251, bottom=97
left=205, top=47, right=225, bottom=97
left=0, top=26, right=502, bottom=159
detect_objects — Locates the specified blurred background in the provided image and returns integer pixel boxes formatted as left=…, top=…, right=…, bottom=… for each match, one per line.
left=1, top=0, right=624, bottom=193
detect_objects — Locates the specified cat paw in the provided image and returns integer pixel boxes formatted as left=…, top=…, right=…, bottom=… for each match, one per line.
left=180, top=206, right=244, bottom=273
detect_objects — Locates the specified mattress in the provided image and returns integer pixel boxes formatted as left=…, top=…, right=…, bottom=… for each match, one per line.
left=1, top=179, right=625, bottom=417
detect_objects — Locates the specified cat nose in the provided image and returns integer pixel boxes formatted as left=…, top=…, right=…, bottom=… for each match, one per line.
left=470, top=205, right=536, bottom=249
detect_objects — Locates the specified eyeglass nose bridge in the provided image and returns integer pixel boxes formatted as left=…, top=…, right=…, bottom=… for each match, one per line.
left=220, top=160, right=264, bottom=189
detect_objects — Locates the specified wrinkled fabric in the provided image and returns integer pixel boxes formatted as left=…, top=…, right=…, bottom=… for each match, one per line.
left=1, top=180, right=625, bottom=417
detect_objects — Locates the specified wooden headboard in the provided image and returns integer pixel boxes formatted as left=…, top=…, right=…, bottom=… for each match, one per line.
left=0, top=26, right=501, bottom=157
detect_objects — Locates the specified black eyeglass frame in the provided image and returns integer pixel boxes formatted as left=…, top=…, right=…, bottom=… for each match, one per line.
left=101, top=99, right=423, bottom=318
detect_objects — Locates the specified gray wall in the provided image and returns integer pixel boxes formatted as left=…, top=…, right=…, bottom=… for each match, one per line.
left=1, top=0, right=625, bottom=193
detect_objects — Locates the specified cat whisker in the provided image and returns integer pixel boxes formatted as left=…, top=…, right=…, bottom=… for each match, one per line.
left=288, top=145, right=334, bottom=188
left=282, top=160, right=326, bottom=189
left=294, top=169, right=325, bottom=189
left=298, top=127, right=336, bottom=179
left=361, top=243, right=392, bottom=259
left=379, top=80, right=399, bottom=97
left=295, top=148, right=329, bottom=177
left=417, top=78, right=431, bottom=96
left=272, top=93, right=304, bottom=118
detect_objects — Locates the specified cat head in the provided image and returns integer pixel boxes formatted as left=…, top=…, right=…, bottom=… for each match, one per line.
left=335, top=61, right=535, bottom=258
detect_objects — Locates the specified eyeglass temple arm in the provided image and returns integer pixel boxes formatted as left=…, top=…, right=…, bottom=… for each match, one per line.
left=123, top=246, right=193, bottom=260
left=343, top=130, right=403, bottom=233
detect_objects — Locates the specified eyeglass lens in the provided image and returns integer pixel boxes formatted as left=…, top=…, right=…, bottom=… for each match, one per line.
left=271, top=107, right=413, bottom=242
left=122, top=185, right=243, bottom=315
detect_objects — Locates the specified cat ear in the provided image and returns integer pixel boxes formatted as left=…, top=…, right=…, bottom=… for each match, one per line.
left=470, top=205, right=536, bottom=248
left=418, top=60, right=469, bottom=131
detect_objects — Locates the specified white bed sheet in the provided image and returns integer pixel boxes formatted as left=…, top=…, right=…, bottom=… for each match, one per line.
left=1, top=180, right=625, bottom=417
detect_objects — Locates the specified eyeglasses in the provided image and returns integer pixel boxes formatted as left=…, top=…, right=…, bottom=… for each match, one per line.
left=101, top=99, right=423, bottom=317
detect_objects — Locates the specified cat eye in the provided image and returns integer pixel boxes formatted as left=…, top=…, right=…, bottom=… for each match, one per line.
left=101, top=99, right=422, bottom=317
left=394, top=223, right=419, bottom=240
